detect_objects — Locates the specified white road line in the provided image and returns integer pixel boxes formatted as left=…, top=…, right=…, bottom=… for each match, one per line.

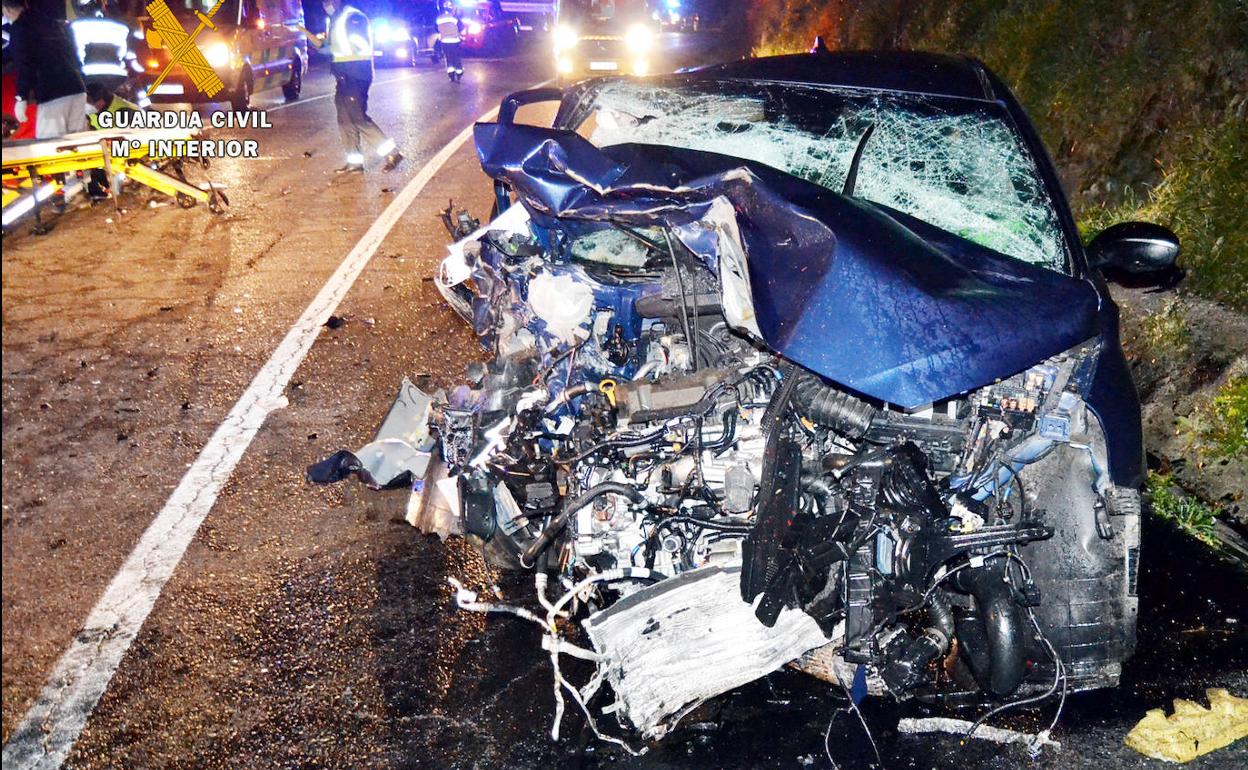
left=1, top=104, right=499, bottom=770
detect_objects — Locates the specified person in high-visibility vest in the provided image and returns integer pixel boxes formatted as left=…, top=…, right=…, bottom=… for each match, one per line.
left=85, top=81, right=139, bottom=130
left=68, top=1, right=138, bottom=92
left=435, top=1, right=464, bottom=82
left=304, top=1, right=403, bottom=173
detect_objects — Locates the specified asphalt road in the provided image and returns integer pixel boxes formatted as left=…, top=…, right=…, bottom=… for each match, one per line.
left=3, top=40, right=1246, bottom=770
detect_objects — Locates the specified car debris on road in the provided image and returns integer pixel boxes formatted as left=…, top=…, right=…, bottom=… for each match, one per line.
left=896, top=716, right=1060, bottom=756
left=1124, top=688, right=1248, bottom=764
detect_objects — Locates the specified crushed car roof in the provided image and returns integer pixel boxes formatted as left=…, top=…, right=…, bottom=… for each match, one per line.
left=683, top=51, right=999, bottom=103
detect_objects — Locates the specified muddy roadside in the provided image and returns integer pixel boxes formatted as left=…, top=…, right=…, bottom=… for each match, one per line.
left=1112, top=285, right=1247, bottom=556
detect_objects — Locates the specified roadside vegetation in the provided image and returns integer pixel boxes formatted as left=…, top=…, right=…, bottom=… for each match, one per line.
left=1147, top=472, right=1220, bottom=547
left=1182, top=373, right=1248, bottom=462
left=743, top=0, right=1248, bottom=310
left=737, top=0, right=1248, bottom=546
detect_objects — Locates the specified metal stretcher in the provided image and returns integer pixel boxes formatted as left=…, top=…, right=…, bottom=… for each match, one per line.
left=2, top=127, right=226, bottom=233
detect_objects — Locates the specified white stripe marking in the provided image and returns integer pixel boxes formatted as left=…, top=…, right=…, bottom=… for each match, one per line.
left=1, top=105, right=499, bottom=770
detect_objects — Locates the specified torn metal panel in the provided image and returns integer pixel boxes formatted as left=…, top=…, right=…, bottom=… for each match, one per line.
left=474, top=121, right=1099, bottom=408
left=405, top=461, right=463, bottom=540
left=897, top=717, right=1061, bottom=754
left=582, top=566, right=835, bottom=738
left=305, top=378, right=441, bottom=489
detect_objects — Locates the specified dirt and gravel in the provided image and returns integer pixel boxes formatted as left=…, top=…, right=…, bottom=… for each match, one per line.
left=3, top=49, right=1246, bottom=769
left=1113, top=285, right=1248, bottom=525
left=2, top=59, right=538, bottom=750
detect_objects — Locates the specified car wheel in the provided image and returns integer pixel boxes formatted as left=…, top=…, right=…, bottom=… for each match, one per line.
left=282, top=58, right=302, bottom=101
left=231, top=73, right=252, bottom=111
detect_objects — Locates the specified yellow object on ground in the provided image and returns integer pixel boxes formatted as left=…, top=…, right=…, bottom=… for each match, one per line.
left=1124, top=688, right=1248, bottom=763
left=3, top=128, right=220, bottom=228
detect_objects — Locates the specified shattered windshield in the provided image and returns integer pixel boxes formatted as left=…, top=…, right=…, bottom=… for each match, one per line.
left=570, top=80, right=1070, bottom=272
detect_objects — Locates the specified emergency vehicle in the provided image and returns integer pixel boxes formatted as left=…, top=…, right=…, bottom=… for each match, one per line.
left=136, top=0, right=307, bottom=110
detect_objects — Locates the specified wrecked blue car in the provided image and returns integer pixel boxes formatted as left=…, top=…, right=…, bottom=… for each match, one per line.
left=312, top=52, right=1181, bottom=743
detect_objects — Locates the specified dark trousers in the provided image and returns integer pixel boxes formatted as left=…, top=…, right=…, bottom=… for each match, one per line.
left=443, top=42, right=463, bottom=74
left=334, top=72, right=392, bottom=163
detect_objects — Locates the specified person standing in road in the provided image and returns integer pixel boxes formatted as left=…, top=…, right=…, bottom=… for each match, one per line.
left=3, top=0, right=88, bottom=138
left=436, top=1, right=464, bottom=82
left=304, top=1, right=403, bottom=173
left=69, top=1, right=141, bottom=94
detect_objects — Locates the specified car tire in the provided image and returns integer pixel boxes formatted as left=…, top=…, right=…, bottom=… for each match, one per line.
left=282, top=58, right=302, bottom=101
left=231, top=73, right=252, bottom=111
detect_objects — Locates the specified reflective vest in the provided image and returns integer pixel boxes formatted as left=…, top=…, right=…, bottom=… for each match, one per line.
left=436, top=14, right=461, bottom=44
left=88, top=94, right=141, bottom=130
left=70, top=16, right=130, bottom=79
left=328, top=6, right=373, bottom=63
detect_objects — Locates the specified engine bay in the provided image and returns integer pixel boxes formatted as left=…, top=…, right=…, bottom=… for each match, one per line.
left=310, top=166, right=1139, bottom=743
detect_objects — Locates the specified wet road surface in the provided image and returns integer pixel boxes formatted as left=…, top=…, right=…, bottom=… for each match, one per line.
left=3, top=37, right=1246, bottom=770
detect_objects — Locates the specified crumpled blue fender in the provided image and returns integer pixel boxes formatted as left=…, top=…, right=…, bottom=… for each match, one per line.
left=473, top=122, right=1101, bottom=409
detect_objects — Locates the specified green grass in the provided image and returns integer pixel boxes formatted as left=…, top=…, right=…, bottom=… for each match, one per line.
left=1135, top=299, right=1191, bottom=362
left=1179, top=374, right=1248, bottom=461
left=1147, top=472, right=1220, bottom=546
left=1081, top=107, right=1248, bottom=310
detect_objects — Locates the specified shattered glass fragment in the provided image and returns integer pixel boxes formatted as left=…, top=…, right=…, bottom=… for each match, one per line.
left=580, top=80, right=1068, bottom=271
left=569, top=228, right=651, bottom=267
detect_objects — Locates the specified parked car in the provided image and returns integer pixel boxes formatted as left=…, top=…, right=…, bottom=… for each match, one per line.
left=552, top=0, right=661, bottom=79
left=136, top=0, right=307, bottom=110
left=370, top=16, right=417, bottom=67
left=456, top=0, right=520, bottom=54
left=312, top=51, right=1180, bottom=745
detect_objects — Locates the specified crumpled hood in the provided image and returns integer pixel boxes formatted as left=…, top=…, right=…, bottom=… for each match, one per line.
left=474, top=122, right=1100, bottom=408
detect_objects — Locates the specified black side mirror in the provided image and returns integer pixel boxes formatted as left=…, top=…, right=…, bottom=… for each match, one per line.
left=1087, top=221, right=1180, bottom=274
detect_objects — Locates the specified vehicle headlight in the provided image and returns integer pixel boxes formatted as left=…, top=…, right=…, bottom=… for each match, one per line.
left=204, top=41, right=231, bottom=68
left=466, top=21, right=483, bottom=36
left=553, top=24, right=578, bottom=52
left=625, top=23, right=653, bottom=54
